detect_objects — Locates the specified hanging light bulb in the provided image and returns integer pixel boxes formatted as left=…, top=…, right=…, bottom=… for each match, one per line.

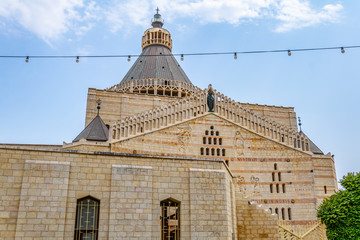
left=288, top=50, right=291, bottom=56
left=76, top=56, right=79, bottom=63
left=181, top=54, right=184, bottom=61
left=234, top=52, right=237, bottom=60
left=25, top=56, right=29, bottom=63
left=341, top=47, right=345, bottom=54
left=127, top=55, right=131, bottom=62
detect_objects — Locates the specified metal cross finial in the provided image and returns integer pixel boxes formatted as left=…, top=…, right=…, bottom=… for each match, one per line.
left=96, top=99, right=101, bottom=116
left=156, top=7, right=160, bottom=14
left=298, top=117, right=302, bottom=132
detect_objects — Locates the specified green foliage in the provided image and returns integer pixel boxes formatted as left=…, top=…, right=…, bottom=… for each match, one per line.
left=317, top=172, right=360, bottom=240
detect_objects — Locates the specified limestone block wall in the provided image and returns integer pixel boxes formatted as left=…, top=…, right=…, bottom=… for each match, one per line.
left=235, top=192, right=279, bottom=239
left=109, top=165, right=153, bottom=239
left=189, top=168, right=233, bottom=239
left=15, top=160, right=70, bottom=240
left=0, top=146, right=241, bottom=240
left=234, top=103, right=297, bottom=131
left=85, top=89, right=177, bottom=126
left=312, top=155, right=338, bottom=206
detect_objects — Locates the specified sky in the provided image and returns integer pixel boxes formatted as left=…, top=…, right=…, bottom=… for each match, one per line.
left=0, top=0, right=359, bottom=182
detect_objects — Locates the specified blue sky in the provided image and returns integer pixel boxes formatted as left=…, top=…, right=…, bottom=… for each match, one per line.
left=0, top=0, right=359, bottom=182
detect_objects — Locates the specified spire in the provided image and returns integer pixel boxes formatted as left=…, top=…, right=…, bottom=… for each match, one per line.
left=152, top=7, right=164, bottom=28
left=298, top=117, right=302, bottom=132
left=96, top=99, right=101, bottom=116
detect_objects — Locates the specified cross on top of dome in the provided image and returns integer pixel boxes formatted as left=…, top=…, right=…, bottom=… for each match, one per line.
left=152, top=7, right=164, bottom=28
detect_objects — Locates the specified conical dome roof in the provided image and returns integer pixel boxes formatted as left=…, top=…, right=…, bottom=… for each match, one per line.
left=112, top=10, right=195, bottom=97
left=120, top=45, right=191, bottom=84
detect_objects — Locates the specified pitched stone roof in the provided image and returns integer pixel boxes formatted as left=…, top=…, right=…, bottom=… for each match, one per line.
left=73, top=115, right=109, bottom=142
left=301, top=131, right=324, bottom=154
left=120, top=45, right=192, bottom=84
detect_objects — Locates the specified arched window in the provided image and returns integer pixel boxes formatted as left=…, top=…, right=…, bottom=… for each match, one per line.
left=269, top=208, right=272, bottom=213
left=208, top=137, right=211, bottom=144
left=74, top=196, right=100, bottom=240
left=206, top=148, right=209, bottom=155
left=217, top=149, right=220, bottom=156
left=161, top=198, right=180, bottom=240
left=200, top=148, right=204, bottom=155
left=213, top=138, right=217, bottom=145
left=275, top=208, right=279, bottom=215
left=219, top=138, right=222, bottom=145
left=216, top=131, right=219, bottom=136
left=205, top=130, right=209, bottom=135
left=222, top=149, right=226, bottom=156
left=203, top=137, right=206, bottom=144
left=211, top=148, right=215, bottom=156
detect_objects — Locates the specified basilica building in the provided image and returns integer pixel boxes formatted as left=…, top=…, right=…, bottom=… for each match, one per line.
left=0, top=11, right=337, bottom=240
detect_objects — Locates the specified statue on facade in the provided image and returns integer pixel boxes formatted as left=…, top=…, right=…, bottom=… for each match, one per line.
left=207, top=84, right=215, bottom=112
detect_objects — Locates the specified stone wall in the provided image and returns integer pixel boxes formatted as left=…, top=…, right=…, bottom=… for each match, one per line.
left=85, top=89, right=178, bottom=127
left=0, top=146, right=246, bottom=239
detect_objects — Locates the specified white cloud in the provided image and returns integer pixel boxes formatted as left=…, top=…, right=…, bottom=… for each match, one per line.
left=0, top=0, right=343, bottom=43
left=274, top=0, right=343, bottom=32
left=0, top=0, right=99, bottom=44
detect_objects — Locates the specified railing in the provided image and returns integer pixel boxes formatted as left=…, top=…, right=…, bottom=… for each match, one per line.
left=105, top=78, right=200, bottom=97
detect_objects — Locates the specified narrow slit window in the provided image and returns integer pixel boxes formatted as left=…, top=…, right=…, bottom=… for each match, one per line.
left=74, top=196, right=100, bottom=240
left=281, top=208, right=285, bottom=220
left=278, top=172, right=281, bottom=182
left=270, top=184, right=273, bottom=193
left=324, top=186, right=327, bottom=194
left=272, top=172, right=275, bottom=182
left=274, top=163, right=277, bottom=170
left=276, top=184, right=279, bottom=193
left=288, top=208, right=292, bottom=220
left=282, top=184, right=286, bottom=193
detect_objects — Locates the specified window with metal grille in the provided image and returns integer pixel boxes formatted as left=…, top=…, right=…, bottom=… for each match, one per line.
left=74, top=196, right=100, bottom=240
left=161, top=198, right=180, bottom=240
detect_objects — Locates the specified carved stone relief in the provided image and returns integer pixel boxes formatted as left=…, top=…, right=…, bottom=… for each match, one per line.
left=234, top=131, right=245, bottom=157
left=177, top=126, right=192, bottom=153
left=250, top=175, right=260, bottom=193
left=236, top=176, right=247, bottom=193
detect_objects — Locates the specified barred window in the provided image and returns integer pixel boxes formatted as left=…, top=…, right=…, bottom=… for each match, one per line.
left=161, top=198, right=180, bottom=240
left=74, top=196, right=100, bottom=240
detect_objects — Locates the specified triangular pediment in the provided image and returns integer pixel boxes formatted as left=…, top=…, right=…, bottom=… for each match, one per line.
left=110, top=87, right=313, bottom=156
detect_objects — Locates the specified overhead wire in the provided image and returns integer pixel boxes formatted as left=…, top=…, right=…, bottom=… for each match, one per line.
left=0, top=45, right=358, bottom=62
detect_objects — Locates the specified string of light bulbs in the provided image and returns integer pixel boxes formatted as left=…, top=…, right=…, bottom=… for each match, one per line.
left=0, top=45, right=359, bottom=63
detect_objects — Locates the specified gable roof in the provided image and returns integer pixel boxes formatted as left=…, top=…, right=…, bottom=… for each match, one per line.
left=301, top=131, right=324, bottom=154
left=73, top=115, right=109, bottom=142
